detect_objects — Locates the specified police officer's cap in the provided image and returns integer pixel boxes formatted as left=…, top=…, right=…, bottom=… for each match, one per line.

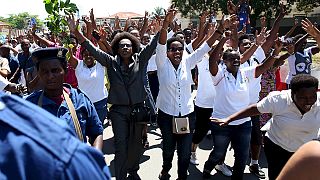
left=32, top=47, right=68, bottom=64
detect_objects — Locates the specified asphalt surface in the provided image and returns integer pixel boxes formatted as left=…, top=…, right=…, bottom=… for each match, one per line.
left=103, top=124, right=269, bottom=180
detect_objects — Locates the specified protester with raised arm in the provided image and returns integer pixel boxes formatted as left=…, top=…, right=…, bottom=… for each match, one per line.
left=156, top=8, right=225, bottom=180
left=67, top=12, right=159, bottom=179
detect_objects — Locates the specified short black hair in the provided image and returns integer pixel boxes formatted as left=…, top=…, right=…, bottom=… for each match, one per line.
left=222, top=49, right=238, bottom=60
left=291, top=74, right=319, bottom=94
left=173, top=31, right=184, bottom=38
left=238, top=34, right=251, bottom=47
left=183, top=28, right=192, bottom=35
left=166, top=37, right=184, bottom=50
left=111, top=32, right=140, bottom=56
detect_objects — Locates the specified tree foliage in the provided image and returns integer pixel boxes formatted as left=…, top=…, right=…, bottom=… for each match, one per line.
left=152, top=7, right=165, bottom=17
left=173, top=0, right=319, bottom=20
left=43, top=0, right=78, bottom=35
left=0, top=12, right=43, bottom=29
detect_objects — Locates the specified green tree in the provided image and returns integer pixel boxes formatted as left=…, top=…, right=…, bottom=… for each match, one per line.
left=295, top=0, right=320, bottom=15
left=172, top=0, right=218, bottom=17
left=152, top=7, right=165, bottom=17
left=43, top=0, right=78, bottom=35
left=4, top=12, right=43, bottom=29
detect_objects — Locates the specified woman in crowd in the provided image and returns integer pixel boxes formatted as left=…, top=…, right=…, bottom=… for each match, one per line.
left=25, top=47, right=103, bottom=151
left=68, top=47, right=108, bottom=124
left=155, top=9, right=225, bottom=180
left=212, top=74, right=320, bottom=180
left=67, top=14, right=160, bottom=180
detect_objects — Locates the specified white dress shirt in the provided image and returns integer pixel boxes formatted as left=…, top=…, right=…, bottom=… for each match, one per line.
left=155, top=42, right=211, bottom=116
left=211, top=65, right=256, bottom=125
left=257, top=90, right=320, bottom=152
left=0, top=75, right=9, bottom=91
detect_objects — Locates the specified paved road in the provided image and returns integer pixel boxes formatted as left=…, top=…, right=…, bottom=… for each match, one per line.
left=103, top=124, right=268, bottom=180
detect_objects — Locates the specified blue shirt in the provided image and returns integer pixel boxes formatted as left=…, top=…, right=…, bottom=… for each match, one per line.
left=25, top=84, right=103, bottom=142
left=17, top=52, right=34, bottom=71
left=7, top=54, right=20, bottom=82
left=0, top=93, right=111, bottom=180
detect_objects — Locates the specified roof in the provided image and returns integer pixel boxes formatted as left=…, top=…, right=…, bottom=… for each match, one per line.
left=107, top=12, right=144, bottom=19
left=0, top=22, right=10, bottom=26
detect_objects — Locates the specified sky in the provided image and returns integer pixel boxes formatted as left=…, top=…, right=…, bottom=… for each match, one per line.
left=0, top=0, right=171, bottom=19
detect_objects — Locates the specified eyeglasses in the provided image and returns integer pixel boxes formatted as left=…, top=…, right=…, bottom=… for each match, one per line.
left=119, top=44, right=132, bottom=48
left=168, top=47, right=184, bottom=52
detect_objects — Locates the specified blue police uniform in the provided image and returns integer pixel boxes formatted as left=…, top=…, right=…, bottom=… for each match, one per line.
left=25, top=84, right=103, bottom=142
left=0, top=93, right=111, bottom=179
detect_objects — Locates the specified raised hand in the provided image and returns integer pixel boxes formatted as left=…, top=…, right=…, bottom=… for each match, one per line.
left=260, top=16, right=267, bottom=28
left=66, top=15, right=79, bottom=33
left=279, top=3, right=287, bottom=16
left=164, top=8, right=177, bottom=23
left=255, top=27, right=267, bottom=46
left=227, top=0, right=237, bottom=14
left=224, top=30, right=232, bottom=39
left=302, top=18, right=320, bottom=38
left=229, top=14, right=239, bottom=30
left=294, top=18, right=299, bottom=26
left=200, top=11, right=209, bottom=24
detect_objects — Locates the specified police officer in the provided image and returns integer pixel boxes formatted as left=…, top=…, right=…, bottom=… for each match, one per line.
left=0, top=92, right=111, bottom=179
left=25, top=47, right=103, bottom=150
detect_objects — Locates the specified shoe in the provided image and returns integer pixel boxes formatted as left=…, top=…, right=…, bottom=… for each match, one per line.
left=215, top=163, right=232, bottom=177
left=202, top=169, right=211, bottom=179
left=190, top=152, right=199, bottom=165
left=158, top=170, right=171, bottom=180
left=127, top=172, right=141, bottom=180
left=249, top=164, right=266, bottom=179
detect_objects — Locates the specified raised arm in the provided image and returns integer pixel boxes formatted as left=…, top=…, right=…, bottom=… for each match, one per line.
left=254, top=39, right=283, bottom=77
left=240, top=27, right=267, bottom=64
left=261, top=3, right=286, bottom=54
left=139, top=11, right=149, bottom=38
left=66, top=15, right=111, bottom=67
left=31, top=25, right=55, bottom=47
left=191, top=11, right=208, bottom=50
left=284, top=18, right=298, bottom=39
left=209, top=32, right=229, bottom=76
left=302, top=18, right=320, bottom=54
left=159, top=9, right=176, bottom=45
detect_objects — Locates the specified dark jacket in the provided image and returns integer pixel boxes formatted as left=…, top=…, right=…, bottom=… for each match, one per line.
left=82, top=33, right=159, bottom=106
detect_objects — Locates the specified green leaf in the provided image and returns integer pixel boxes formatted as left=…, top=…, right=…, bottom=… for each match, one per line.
left=45, top=3, right=53, bottom=14
left=65, top=0, right=70, bottom=5
left=43, top=0, right=51, bottom=4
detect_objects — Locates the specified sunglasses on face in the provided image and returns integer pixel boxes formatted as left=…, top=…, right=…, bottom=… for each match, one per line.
left=168, top=47, right=184, bottom=52
left=119, top=44, right=132, bottom=48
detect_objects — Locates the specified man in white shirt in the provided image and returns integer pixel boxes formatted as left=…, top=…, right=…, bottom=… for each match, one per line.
left=213, top=74, right=320, bottom=180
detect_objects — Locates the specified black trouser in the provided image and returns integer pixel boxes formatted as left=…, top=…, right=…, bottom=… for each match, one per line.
left=109, top=105, right=144, bottom=180
left=264, top=137, right=294, bottom=180
left=250, top=115, right=263, bottom=145
left=192, top=105, right=213, bottom=144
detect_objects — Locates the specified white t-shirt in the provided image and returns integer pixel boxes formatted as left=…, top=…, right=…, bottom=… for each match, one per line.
left=75, top=60, right=108, bottom=103
left=286, top=47, right=313, bottom=84
left=195, top=55, right=216, bottom=108
left=211, top=65, right=256, bottom=125
left=257, top=90, right=320, bottom=152
left=0, top=75, right=9, bottom=91
left=240, top=46, right=266, bottom=104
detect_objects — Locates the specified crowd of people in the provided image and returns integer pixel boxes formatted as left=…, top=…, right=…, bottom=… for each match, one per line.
left=1, top=0, right=320, bottom=180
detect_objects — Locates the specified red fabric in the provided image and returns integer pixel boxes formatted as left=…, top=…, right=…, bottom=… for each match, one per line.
left=49, top=87, right=70, bottom=105
left=64, top=63, right=78, bottom=88
left=275, top=69, right=287, bottom=91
